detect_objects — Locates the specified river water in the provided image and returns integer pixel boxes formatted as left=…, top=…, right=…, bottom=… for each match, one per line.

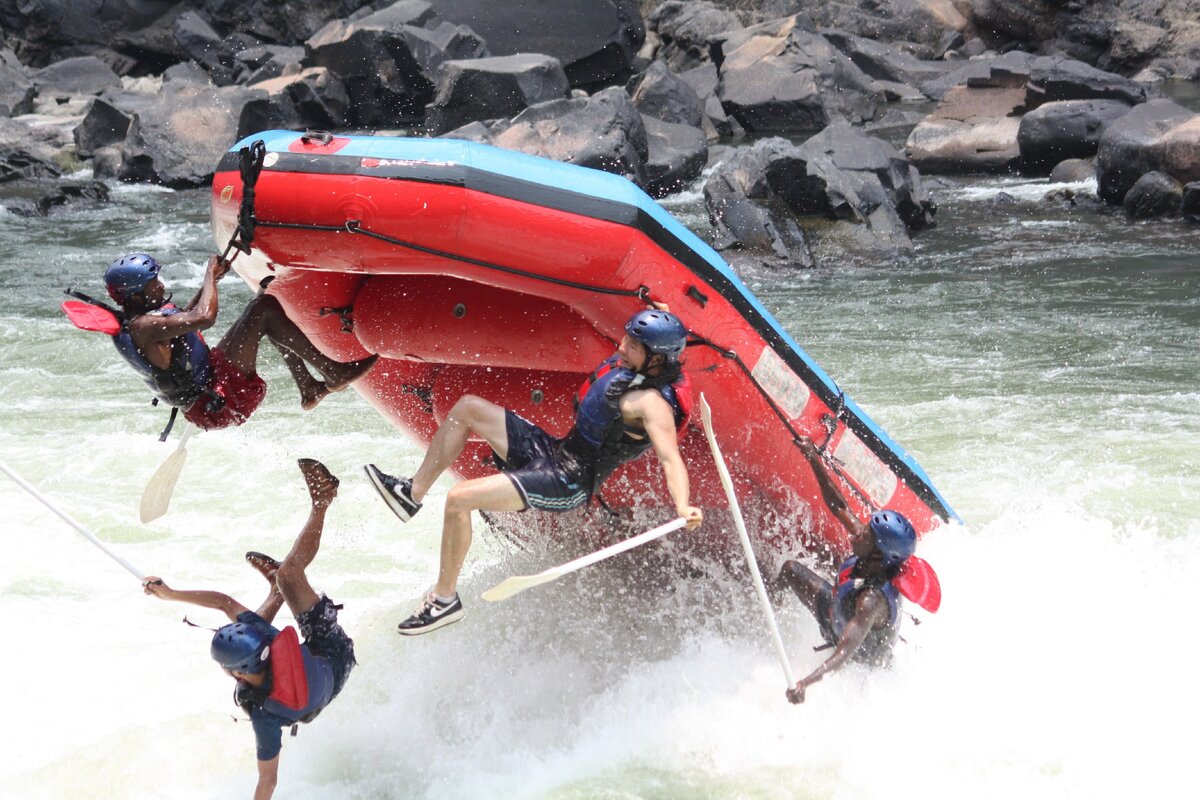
left=1, top=151, right=1197, bottom=798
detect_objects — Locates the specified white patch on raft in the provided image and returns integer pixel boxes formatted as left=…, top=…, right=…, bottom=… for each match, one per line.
left=750, top=346, right=810, bottom=420
left=833, top=430, right=898, bottom=507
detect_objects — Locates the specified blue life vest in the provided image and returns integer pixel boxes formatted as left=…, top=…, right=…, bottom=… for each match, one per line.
left=259, top=644, right=336, bottom=724
left=111, top=305, right=211, bottom=407
left=828, top=557, right=902, bottom=662
left=561, top=355, right=691, bottom=493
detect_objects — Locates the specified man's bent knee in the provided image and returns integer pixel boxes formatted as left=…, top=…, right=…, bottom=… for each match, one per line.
left=274, top=559, right=306, bottom=591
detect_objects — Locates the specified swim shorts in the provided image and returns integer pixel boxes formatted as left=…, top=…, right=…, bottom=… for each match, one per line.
left=496, top=410, right=588, bottom=512
left=297, top=595, right=356, bottom=697
left=183, top=347, right=266, bottom=430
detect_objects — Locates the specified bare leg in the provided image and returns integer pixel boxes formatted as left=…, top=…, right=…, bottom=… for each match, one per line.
left=273, top=342, right=330, bottom=410
left=433, top=473, right=525, bottom=597
left=411, top=395, right=510, bottom=501
left=778, top=560, right=832, bottom=618
left=217, top=294, right=377, bottom=407
left=255, top=589, right=285, bottom=623
left=275, top=459, right=339, bottom=618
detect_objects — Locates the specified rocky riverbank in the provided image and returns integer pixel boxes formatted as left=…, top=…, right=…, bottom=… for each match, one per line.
left=1, top=0, right=1196, bottom=268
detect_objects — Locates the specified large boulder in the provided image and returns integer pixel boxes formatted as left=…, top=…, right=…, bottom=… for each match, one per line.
left=646, top=0, right=743, bottom=71
left=1183, top=182, right=1200, bottom=222
left=1017, top=99, right=1132, bottom=175
left=642, top=114, right=707, bottom=197
left=820, top=28, right=952, bottom=96
left=447, top=85, right=650, bottom=186
left=1, top=48, right=35, bottom=117
left=118, top=81, right=267, bottom=187
left=0, top=116, right=61, bottom=181
left=427, top=0, right=645, bottom=89
left=425, top=54, right=570, bottom=136
left=243, top=67, right=350, bottom=132
left=1123, top=170, right=1183, bottom=219
left=306, top=14, right=486, bottom=127
left=30, top=56, right=122, bottom=100
left=4, top=180, right=109, bottom=216
left=906, top=81, right=1026, bottom=174
left=716, top=17, right=882, bottom=133
left=678, top=62, right=739, bottom=139
left=630, top=60, right=704, bottom=128
left=1096, top=99, right=1199, bottom=204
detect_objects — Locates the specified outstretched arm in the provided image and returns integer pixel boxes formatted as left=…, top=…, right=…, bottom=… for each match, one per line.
left=129, top=256, right=229, bottom=345
left=797, top=438, right=868, bottom=539
left=143, top=576, right=249, bottom=623
left=630, top=391, right=703, bottom=529
left=786, top=589, right=888, bottom=704
left=253, top=755, right=280, bottom=800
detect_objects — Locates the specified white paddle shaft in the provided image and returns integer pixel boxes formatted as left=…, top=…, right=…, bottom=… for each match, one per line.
left=699, top=394, right=797, bottom=687
left=1, top=459, right=145, bottom=581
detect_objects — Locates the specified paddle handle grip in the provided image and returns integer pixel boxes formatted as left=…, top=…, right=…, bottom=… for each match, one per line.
left=0, top=460, right=146, bottom=581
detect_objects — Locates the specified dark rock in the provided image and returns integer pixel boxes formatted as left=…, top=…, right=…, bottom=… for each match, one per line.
left=425, top=54, right=570, bottom=136
left=990, top=191, right=1018, bottom=205
left=91, top=144, right=123, bottom=180
left=936, top=30, right=966, bottom=59
left=717, top=17, right=882, bottom=133
left=428, top=0, right=645, bottom=89
left=173, top=11, right=233, bottom=85
left=1096, top=99, right=1198, bottom=204
left=647, top=0, right=743, bottom=71
left=1182, top=182, right=1200, bottom=222
left=820, top=29, right=951, bottom=93
left=74, top=97, right=135, bottom=158
left=919, top=51, right=1037, bottom=101
left=5, top=180, right=109, bottom=216
left=0, top=116, right=61, bottom=181
left=630, top=61, right=704, bottom=127
left=642, top=114, right=707, bottom=197
left=865, top=108, right=926, bottom=136
left=968, top=0, right=1057, bottom=43
left=1018, top=99, right=1132, bottom=174
left=243, top=67, right=350, bottom=131
left=1049, top=158, right=1095, bottom=183
left=1025, top=55, right=1150, bottom=108
left=906, top=83, right=1026, bottom=174
left=118, top=81, right=267, bottom=187
left=452, top=85, right=649, bottom=186
left=307, top=15, right=485, bottom=127
left=1, top=48, right=35, bottom=117
left=1123, top=170, right=1182, bottom=219
left=678, top=62, right=735, bottom=138
left=235, top=45, right=305, bottom=84
left=30, top=56, right=122, bottom=99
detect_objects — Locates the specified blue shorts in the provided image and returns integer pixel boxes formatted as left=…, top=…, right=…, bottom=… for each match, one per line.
left=297, top=596, right=356, bottom=697
left=497, top=411, right=589, bottom=512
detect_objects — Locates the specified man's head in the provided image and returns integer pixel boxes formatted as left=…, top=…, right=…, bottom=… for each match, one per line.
left=211, top=622, right=271, bottom=678
left=620, top=309, right=687, bottom=374
left=867, top=510, right=916, bottom=570
left=104, top=253, right=163, bottom=308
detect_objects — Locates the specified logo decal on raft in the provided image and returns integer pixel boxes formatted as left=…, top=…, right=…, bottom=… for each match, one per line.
left=219, top=185, right=234, bottom=203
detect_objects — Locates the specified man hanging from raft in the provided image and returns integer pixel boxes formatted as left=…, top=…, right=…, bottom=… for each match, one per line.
left=65, top=252, right=377, bottom=431
left=777, top=437, right=941, bottom=704
left=143, top=459, right=354, bottom=800
left=364, top=308, right=705, bottom=635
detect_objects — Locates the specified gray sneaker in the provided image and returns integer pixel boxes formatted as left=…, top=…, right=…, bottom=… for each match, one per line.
left=397, top=591, right=464, bottom=636
left=364, top=464, right=422, bottom=522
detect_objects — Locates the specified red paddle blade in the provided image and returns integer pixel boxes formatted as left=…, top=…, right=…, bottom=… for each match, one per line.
left=61, top=300, right=120, bottom=335
left=895, top=556, right=941, bottom=613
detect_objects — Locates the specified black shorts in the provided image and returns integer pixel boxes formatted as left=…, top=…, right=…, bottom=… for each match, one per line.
left=497, top=410, right=589, bottom=512
left=298, top=596, right=356, bottom=697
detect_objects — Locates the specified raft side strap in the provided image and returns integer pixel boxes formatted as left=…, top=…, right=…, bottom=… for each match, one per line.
left=258, top=219, right=649, bottom=300
left=158, top=407, right=178, bottom=442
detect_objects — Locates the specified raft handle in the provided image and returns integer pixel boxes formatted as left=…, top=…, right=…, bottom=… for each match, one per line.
left=686, top=285, right=709, bottom=307
left=301, top=129, right=334, bottom=146
left=319, top=305, right=355, bottom=333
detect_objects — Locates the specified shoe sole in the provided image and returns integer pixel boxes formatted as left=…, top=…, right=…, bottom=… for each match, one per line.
left=364, top=464, right=417, bottom=523
left=397, top=608, right=465, bottom=636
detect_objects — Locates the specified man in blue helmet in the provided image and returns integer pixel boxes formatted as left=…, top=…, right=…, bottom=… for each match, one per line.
left=363, top=307, right=704, bottom=635
left=100, top=252, right=377, bottom=430
left=142, top=459, right=355, bottom=798
left=777, top=437, right=927, bottom=703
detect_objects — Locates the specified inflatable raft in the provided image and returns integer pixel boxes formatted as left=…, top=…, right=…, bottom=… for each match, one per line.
left=211, top=130, right=958, bottom=556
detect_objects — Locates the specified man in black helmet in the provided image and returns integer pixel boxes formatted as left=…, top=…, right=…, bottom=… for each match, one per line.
left=778, top=437, right=940, bottom=704
left=142, top=459, right=355, bottom=799
left=99, top=252, right=377, bottom=430
left=364, top=308, right=704, bottom=636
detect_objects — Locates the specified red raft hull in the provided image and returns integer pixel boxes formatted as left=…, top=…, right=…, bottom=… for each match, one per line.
left=212, top=132, right=958, bottom=559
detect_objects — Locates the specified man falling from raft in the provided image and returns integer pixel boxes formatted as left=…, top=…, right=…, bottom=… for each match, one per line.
left=778, top=437, right=940, bottom=703
left=143, top=459, right=354, bottom=800
left=364, top=308, right=705, bottom=635
left=90, top=252, right=376, bottom=430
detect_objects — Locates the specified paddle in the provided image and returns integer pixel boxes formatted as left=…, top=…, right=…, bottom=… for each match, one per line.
left=1, top=460, right=145, bottom=581
left=139, top=424, right=196, bottom=523
left=698, top=393, right=797, bottom=688
left=481, top=517, right=687, bottom=602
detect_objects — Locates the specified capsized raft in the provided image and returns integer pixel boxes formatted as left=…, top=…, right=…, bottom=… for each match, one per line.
left=212, top=130, right=959, bottom=556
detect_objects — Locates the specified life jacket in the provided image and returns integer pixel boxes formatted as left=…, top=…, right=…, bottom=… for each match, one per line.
left=828, top=557, right=902, bottom=657
left=236, top=626, right=336, bottom=725
left=111, top=305, right=212, bottom=408
left=561, top=355, right=692, bottom=494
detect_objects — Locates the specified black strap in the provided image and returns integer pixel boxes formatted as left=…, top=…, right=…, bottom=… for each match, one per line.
left=158, top=406, right=179, bottom=442
left=62, top=287, right=126, bottom=323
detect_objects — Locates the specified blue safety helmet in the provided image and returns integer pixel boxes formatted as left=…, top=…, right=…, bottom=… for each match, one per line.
left=624, top=309, right=687, bottom=361
left=104, top=253, right=161, bottom=304
left=868, top=510, right=917, bottom=569
left=210, top=622, right=271, bottom=674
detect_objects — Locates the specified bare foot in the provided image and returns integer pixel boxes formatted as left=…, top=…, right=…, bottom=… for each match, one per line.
left=298, top=458, right=339, bottom=507
left=300, top=380, right=331, bottom=411
left=325, top=353, right=379, bottom=393
left=246, top=551, right=281, bottom=591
